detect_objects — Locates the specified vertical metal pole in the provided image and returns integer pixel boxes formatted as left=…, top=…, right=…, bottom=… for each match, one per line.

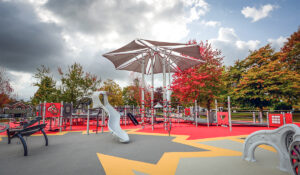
left=141, top=55, right=145, bottom=129
left=163, top=54, right=167, bottom=130
left=70, top=102, right=73, bottom=131
left=206, top=109, right=210, bottom=127
left=133, top=105, right=135, bottom=116
left=151, top=53, right=154, bottom=130
left=266, top=112, right=269, bottom=128
left=39, top=101, right=42, bottom=117
left=87, top=105, right=90, bottom=135
left=59, top=101, right=63, bottom=132
left=195, top=100, right=198, bottom=127
left=124, top=105, right=127, bottom=126
left=259, top=111, right=263, bottom=123
left=177, top=105, right=180, bottom=123
left=252, top=112, right=256, bottom=123
left=121, top=107, right=123, bottom=125
left=42, top=101, right=46, bottom=124
left=168, top=57, right=171, bottom=128
left=228, top=96, right=232, bottom=132
left=101, top=109, right=104, bottom=133
left=215, top=99, right=218, bottom=126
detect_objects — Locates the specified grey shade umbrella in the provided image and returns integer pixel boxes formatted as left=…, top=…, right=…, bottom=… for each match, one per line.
left=102, top=39, right=204, bottom=74
left=102, top=39, right=204, bottom=130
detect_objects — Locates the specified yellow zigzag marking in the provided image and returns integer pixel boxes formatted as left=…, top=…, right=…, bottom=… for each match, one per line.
left=97, top=129, right=243, bottom=175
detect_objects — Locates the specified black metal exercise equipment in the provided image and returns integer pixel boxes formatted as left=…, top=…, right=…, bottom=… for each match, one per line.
left=6, top=117, right=48, bottom=156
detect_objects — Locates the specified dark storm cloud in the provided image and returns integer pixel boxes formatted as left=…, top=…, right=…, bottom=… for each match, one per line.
left=0, top=1, right=66, bottom=73
left=45, top=0, right=149, bottom=34
left=45, top=0, right=185, bottom=35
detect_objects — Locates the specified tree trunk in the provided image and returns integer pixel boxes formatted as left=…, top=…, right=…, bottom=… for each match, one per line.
left=206, top=99, right=211, bottom=123
left=206, top=99, right=211, bottom=112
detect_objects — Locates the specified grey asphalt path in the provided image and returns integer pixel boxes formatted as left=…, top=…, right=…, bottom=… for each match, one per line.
left=0, top=132, right=205, bottom=175
left=175, top=139, right=289, bottom=175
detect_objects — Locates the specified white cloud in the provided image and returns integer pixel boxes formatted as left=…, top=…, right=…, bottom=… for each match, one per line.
left=268, top=36, right=287, bottom=51
left=241, top=4, right=277, bottom=22
left=8, top=71, right=37, bottom=101
left=185, top=0, right=209, bottom=21
left=217, top=27, right=238, bottom=41
left=201, top=20, right=221, bottom=27
left=209, top=27, right=261, bottom=65
left=236, top=40, right=260, bottom=50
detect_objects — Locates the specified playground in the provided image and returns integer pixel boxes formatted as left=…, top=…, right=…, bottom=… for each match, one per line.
left=0, top=92, right=297, bottom=175
left=0, top=120, right=295, bottom=175
left=0, top=38, right=299, bottom=175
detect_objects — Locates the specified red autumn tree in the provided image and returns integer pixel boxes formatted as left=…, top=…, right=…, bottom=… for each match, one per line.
left=171, top=41, right=223, bottom=110
left=0, top=68, right=14, bottom=107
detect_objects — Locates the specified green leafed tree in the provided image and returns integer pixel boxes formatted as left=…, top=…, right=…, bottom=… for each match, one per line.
left=123, top=86, right=138, bottom=106
left=31, top=65, right=59, bottom=105
left=100, top=79, right=123, bottom=106
left=280, top=27, right=300, bottom=73
left=232, top=45, right=275, bottom=112
left=59, top=63, right=101, bottom=104
left=122, top=77, right=151, bottom=106
left=232, top=44, right=300, bottom=112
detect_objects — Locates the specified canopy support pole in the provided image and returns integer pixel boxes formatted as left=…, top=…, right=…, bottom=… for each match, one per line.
left=195, top=100, right=198, bottom=127
left=151, top=53, right=154, bottom=130
left=215, top=99, right=218, bottom=126
left=163, top=54, right=167, bottom=130
left=141, top=55, right=145, bottom=129
left=168, top=57, right=171, bottom=129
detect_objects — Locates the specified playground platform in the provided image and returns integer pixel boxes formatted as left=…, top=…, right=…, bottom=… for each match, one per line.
left=0, top=121, right=294, bottom=175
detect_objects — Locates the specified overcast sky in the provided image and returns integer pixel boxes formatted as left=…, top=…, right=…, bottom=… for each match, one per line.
left=0, top=0, right=299, bottom=101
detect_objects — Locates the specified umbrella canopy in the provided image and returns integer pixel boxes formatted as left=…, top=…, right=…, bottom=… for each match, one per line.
left=102, top=39, right=204, bottom=74
left=102, top=39, right=205, bottom=130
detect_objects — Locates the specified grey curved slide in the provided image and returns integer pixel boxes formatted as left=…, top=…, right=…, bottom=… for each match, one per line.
left=91, top=91, right=129, bottom=143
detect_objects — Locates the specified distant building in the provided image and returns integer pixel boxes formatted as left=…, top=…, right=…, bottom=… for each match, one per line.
left=3, top=101, right=34, bottom=117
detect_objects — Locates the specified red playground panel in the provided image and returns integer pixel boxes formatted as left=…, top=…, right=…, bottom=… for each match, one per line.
left=41, top=103, right=62, bottom=117
left=268, top=114, right=284, bottom=127
left=217, top=112, right=229, bottom=126
left=185, top=108, right=191, bottom=116
left=285, top=113, right=293, bottom=124
left=268, top=113, right=293, bottom=127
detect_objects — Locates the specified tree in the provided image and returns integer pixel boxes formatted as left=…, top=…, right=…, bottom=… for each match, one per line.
left=221, top=60, right=246, bottom=103
left=123, top=86, right=138, bottom=106
left=122, top=77, right=151, bottom=106
left=59, top=63, right=101, bottom=104
left=154, top=87, right=163, bottom=104
left=0, top=68, right=14, bottom=107
left=232, top=44, right=300, bottom=112
left=31, top=65, right=59, bottom=105
left=171, top=41, right=223, bottom=111
left=100, top=79, right=123, bottom=106
left=232, top=46, right=274, bottom=112
left=122, top=78, right=141, bottom=106
left=280, top=27, right=300, bottom=73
